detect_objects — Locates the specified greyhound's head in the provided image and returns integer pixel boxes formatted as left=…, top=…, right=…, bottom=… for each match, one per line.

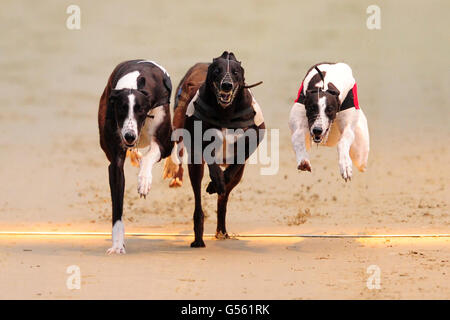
left=304, top=83, right=340, bottom=144
left=108, top=79, right=151, bottom=148
left=206, top=51, right=245, bottom=108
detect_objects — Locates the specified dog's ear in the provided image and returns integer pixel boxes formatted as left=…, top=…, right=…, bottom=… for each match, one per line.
left=326, top=83, right=340, bottom=97
left=228, top=52, right=242, bottom=65
left=108, top=89, right=121, bottom=105
left=106, top=89, right=121, bottom=119
left=137, top=77, right=146, bottom=90
left=138, top=89, right=149, bottom=97
left=214, top=51, right=228, bottom=62
left=306, top=87, right=320, bottom=95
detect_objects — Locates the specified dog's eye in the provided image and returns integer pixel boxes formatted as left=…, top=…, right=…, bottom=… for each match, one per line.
left=118, top=104, right=127, bottom=111
left=135, top=104, right=146, bottom=114
left=213, top=68, right=220, bottom=75
left=232, top=70, right=238, bottom=76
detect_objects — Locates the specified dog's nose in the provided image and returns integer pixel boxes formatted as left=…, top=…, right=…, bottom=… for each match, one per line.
left=312, top=127, right=323, bottom=136
left=221, top=82, right=233, bottom=92
left=124, top=132, right=136, bottom=144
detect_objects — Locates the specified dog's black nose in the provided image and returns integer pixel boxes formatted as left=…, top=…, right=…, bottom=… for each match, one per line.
left=124, top=132, right=136, bottom=144
left=312, top=127, right=323, bottom=136
left=221, top=82, right=233, bottom=92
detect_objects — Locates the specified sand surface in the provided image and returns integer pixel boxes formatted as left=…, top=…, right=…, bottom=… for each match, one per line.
left=0, top=0, right=448, bottom=299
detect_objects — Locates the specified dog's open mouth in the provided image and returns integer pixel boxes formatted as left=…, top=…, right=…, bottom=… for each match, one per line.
left=219, top=91, right=232, bottom=104
left=214, top=84, right=237, bottom=107
left=312, top=127, right=331, bottom=144
left=313, top=135, right=322, bottom=143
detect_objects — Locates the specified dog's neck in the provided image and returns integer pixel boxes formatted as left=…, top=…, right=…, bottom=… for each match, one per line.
left=195, top=84, right=255, bottom=128
left=199, top=83, right=249, bottom=118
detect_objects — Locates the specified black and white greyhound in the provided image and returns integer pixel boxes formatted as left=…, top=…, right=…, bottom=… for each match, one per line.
left=289, top=62, right=369, bottom=180
left=164, top=51, right=265, bottom=247
left=98, top=60, right=173, bottom=254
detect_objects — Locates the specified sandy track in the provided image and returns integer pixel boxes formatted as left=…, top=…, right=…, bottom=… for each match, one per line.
left=1, top=235, right=448, bottom=299
left=0, top=0, right=449, bottom=299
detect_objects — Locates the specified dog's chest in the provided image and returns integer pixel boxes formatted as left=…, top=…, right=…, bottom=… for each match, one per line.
left=215, top=128, right=249, bottom=165
left=186, top=90, right=264, bottom=127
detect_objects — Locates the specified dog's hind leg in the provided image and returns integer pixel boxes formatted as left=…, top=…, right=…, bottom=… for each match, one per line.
left=188, top=163, right=206, bottom=248
left=350, top=110, right=370, bottom=172
left=138, top=138, right=162, bottom=198
left=216, top=165, right=245, bottom=239
left=107, top=152, right=127, bottom=255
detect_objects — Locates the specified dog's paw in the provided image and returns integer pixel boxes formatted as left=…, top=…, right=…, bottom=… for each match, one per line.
left=190, top=239, right=206, bottom=248
left=206, top=179, right=226, bottom=195
left=169, top=177, right=183, bottom=188
left=137, top=172, right=152, bottom=198
left=162, top=157, right=179, bottom=180
left=297, top=159, right=312, bottom=172
left=107, top=221, right=126, bottom=254
left=339, top=157, right=353, bottom=182
left=215, top=231, right=230, bottom=240
left=169, top=166, right=183, bottom=188
left=207, top=169, right=226, bottom=195
left=106, top=244, right=126, bottom=255
left=206, top=181, right=216, bottom=194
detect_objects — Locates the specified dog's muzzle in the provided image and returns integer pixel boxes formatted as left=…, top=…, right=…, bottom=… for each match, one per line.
left=311, top=126, right=331, bottom=144
left=123, top=131, right=137, bottom=148
left=312, top=127, right=323, bottom=143
left=215, top=82, right=237, bottom=107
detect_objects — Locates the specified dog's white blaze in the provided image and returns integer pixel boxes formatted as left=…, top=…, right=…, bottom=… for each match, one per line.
left=121, top=94, right=138, bottom=138
left=115, top=71, right=140, bottom=90
left=312, top=96, right=329, bottom=134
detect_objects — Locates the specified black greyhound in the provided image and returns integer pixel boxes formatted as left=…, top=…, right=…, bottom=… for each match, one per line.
left=165, top=51, right=266, bottom=247
left=98, top=60, right=173, bottom=254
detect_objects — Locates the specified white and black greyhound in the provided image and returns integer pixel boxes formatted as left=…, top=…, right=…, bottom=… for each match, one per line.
left=289, top=62, right=369, bottom=180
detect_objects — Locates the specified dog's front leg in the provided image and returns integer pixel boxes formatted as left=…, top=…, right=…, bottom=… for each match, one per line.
left=337, top=126, right=355, bottom=182
left=107, top=152, right=126, bottom=255
left=289, top=103, right=311, bottom=171
left=137, top=138, right=161, bottom=198
left=188, top=163, right=206, bottom=247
